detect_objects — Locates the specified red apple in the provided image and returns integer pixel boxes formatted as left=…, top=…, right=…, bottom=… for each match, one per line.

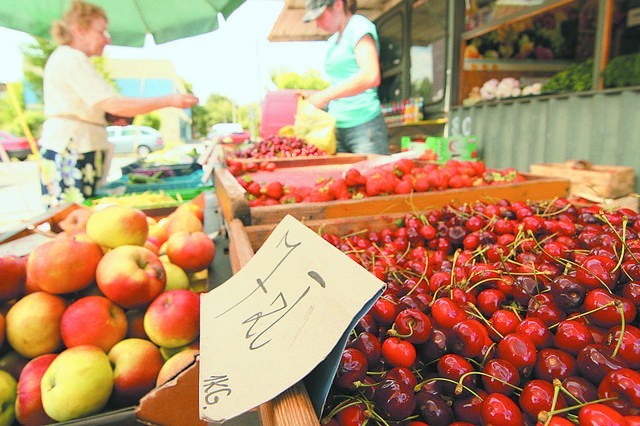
left=27, top=235, right=103, bottom=294
left=108, top=338, right=164, bottom=407
left=15, top=353, right=57, bottom=426
left=60, top=296, right=128, bottom=352
left=0, top=255, right=27, bottom=303
left=5, top=291, right=67, bottom=358
left=143, top=289, right=200, bottom=349
left=57, top=207, right=93, bottom=235
left=166, top=231, right=215, bottom=273
left=96, top=245, right=166, bottom=309
left=165, top=210, right=203, bottom=236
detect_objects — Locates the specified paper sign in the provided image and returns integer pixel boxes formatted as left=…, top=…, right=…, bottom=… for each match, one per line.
left=199, top=215, right=386, bottom=423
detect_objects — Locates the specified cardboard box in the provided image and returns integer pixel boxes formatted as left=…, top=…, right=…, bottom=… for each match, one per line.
left=571, top=192, right=639, bottom=212
left=530, top=160, right=635, bottom=199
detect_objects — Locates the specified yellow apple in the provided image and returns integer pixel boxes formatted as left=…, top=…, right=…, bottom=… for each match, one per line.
left=5, top=292, right=67, bottom=358
left=143, top=289, right=200, bottom=349
left=108, top=338, right=164, bottom=407
left=41, top=345, right=114, bottom=422
left=86, top=205, right=149, bottom=248
left=156, top=348, right=199, bottom=387
left=159, top=256, right=190, bottom=291
left=0, top=370, right=17, bottom=426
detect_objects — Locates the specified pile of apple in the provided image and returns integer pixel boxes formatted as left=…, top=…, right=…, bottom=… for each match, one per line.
left=0, top=198, right=215, bottom=425
left=319, top=199, right=640, bottom=425
left=238, top=159, right=525, bottom=206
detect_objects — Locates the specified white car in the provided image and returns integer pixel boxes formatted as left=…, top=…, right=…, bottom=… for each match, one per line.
left=106, top=125, right=165, bottom=157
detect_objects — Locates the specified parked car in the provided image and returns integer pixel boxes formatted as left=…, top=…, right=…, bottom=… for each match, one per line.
left=106, top=125, right=165, bottom=157
left=0, top=130, right=32, bottom=160
left=206, top=123, right=251, bottom=144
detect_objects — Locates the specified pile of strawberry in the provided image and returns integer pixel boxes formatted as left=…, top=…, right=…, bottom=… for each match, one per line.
left=319, top=199, right=640, bottom=425
left=225, top=157, right=276, bottom=177
left=237, top=159, right=526, bottom=206
left=228, top=135, right=328, bottom=160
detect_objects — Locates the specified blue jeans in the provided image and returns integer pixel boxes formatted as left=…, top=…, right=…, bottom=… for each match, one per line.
left=336, top=113, right=389, bottom=155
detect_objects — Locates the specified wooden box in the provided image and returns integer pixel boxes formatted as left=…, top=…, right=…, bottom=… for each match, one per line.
left=215, top=165, right=571, bottom=226
left=529, top=161, right=635, bottom=199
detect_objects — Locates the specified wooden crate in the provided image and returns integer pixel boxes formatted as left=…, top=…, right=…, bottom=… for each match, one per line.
left=530, top=161, right=635, bottom=199
left=215, top=165, right=571, bottom=226
left=228, top=152, right=371, bottom=168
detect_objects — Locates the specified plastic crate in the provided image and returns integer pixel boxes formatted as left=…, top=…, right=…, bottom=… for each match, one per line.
left=99, top=169, right=211, bottom=195
left=121, top=160, right=201, bottom=178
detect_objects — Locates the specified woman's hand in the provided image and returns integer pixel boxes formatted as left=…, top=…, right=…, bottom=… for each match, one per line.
left=306, top=91, right=331, bottom=110
left=171, top=93, right=199, bottom=108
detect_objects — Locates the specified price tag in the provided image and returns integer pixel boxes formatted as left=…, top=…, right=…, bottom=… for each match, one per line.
left=199, top=215, right=385, bottom=423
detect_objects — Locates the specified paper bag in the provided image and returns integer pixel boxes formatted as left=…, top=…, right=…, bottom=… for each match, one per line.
left=293, top=99, right=337, bottom=154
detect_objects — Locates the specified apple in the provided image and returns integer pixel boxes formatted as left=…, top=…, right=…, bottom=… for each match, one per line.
left=57, top=206, right=93, bottom=235
left=143, top=289, right=200, bottom=348
left=0, top=312, right=4, bottom=348
left=156, top=347, right=199, bottom=387
left=15, top=353, right=57, bottom=426
left=0, top=369, right=17, bottom=426
left=5, top=291, right=67, bottom=358
left=86, top=205, right=149, bottom=248
left=147, top=218, right=169, bottom=248
left=60, top=296, right=128, bottom=352
left=166, top=231, right=216, bottom=273
left=26, top=234, right=103, bottom=294
left=41, top=345, right=114, bottom=422
left=96, top=245, right=166, bottom=309
left=160, top=256, right=190, bottom=291
left=174, top=202, right=204, bottom=223
left=165, top=210, right=203, bottom=236
left=108, top=338, right=164, bottom=407
left=0, top=254, right=27, bottom=303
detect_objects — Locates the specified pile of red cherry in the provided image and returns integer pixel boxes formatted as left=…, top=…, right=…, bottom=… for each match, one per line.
left=229, top=135, right=328, bottom=159
left=319, top=198, right=640, bottom=425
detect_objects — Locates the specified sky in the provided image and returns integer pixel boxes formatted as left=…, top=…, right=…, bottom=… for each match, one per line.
left=0, top=0, right=328, bottom=105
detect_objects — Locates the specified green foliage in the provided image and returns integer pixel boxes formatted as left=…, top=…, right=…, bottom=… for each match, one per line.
left=21, top=37, right=56, bottom=103
left=191, top=104, right=210, bottom=139
left=603, top=53, right=640, bottom=88
left=542, top=60, right=593, bottom=93
left=0, top=82, right=45, bottom=138
left=135, top=113, right=161, bottom=130
left=271, top=69, right=329, bottom=90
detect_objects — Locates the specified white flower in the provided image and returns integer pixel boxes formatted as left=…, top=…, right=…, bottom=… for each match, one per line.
left=480, top=79, right=499, bottom=100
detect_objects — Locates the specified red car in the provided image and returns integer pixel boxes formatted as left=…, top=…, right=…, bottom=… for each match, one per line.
left=0, top=130, right=32, bottom=160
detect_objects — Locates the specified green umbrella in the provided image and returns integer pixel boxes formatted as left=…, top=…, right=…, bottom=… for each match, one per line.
left=0, top=0, right=246, bottom=47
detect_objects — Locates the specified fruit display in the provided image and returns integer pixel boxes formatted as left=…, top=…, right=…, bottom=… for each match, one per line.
left=228, top=135, right=328, bottom=160
left=0, top=198, right=212, bottom=424
left=237, top=159, right=524, bottom=206
left=299, top=199, right=640, bottom=425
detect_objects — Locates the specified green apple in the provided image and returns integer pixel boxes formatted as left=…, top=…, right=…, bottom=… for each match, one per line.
left=0, top=369, right=17, bottom=426
left=86, top=205, right=148, bottom=248
left=5, top=291, right=67, bottom=358
left=160, top=256, right=190, bottom=291
left=41, top=345, right=114, bottom=422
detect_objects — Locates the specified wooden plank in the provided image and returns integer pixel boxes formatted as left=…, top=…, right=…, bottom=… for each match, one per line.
left=229, top=153, right=371, bottom=168
left=228, top=218, right=320, bottom=426
left=214, top=167, right=251, bottom=226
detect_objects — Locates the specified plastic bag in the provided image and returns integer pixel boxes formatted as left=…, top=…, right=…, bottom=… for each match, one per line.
left=293, top=99, right=337, bottom=154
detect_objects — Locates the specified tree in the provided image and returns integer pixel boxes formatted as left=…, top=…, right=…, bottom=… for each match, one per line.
left=271, top=68, right=329, bottom=90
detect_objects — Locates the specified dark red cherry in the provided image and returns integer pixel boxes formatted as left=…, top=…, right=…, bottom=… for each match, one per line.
left=533, top=348, right=577, bottom=382
left=373, top=378, right=417, bottom=421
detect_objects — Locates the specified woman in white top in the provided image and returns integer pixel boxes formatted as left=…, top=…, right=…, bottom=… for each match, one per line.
left=40, top=0, right=198, bottom=204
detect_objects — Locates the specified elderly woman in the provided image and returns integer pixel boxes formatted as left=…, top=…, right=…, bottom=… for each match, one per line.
left=40, top=0, right=198, bottom=204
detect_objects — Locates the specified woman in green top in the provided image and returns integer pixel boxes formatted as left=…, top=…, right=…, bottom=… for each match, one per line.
left=304, top=0, right=389, bottom=155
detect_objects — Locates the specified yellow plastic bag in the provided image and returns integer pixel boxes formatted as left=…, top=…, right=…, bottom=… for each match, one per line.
left=293, top=99, right=337, bottom=154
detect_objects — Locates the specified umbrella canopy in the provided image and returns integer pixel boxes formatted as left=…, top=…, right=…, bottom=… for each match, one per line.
left=0, top=0, right=246, bottom=47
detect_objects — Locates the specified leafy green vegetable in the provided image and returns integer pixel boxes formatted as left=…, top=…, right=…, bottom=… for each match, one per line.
left=603, top=53, right=640, bottom=88
left=542, top=60, right=594, bottom=93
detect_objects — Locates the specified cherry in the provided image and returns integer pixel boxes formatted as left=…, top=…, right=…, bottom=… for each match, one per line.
left=481, top=358, right=520, bottom=396
left=578, top=402, right=628, bottom=425
left=519, top=379, right=566, bottom=422
left=477, top=288, right=507, bottom=316
left=606, top=324, right=640, bottom=369
left=415, top=392, right=454, bottom=426
left=550, top=274, right=586, bottom=312
left=561, top=375, right=599, bottom=404
left=370, top=296, right=398, bottom=326
left=535, top=416, right=575, bottom=426
left=488, top=309, right=520, bottom=340
left=452, top=389, right=487, bottom=424
left=390, top=308, right=432, bottom=344
left=575, top=254, right=620, bottom=290
left=516, top=317, right=553, bottom=349
left=533, top=347, right=577, bottom=382
left=622, top=280, right=640, bottom=307
left=527, top=293, right=567, bottom=326
left=355, top=312, right=378, bottom=334
left=373, top=378, right=417, bottom=421
left=450, top=318, right=487, bottom=358
left=334, top=402, right=368, bottom=426
left=598, top=368, right=640, bottom=415
left=416, top=327, right=448, bottom=363
left=381, top=337, right=416, bottom=368
left=626, top=415, right=640, bottom=426
left=334, top=348, right=368, bottom=391
left=349, top=331, right=382, bottom=366
left=553, top=319, right=594, bottom=356
left=496, top=332, right=538, bottom=377
left=437, top=353, right=476, bottom=396
left=481, top=392, right=524, bottom=426
left=584, top=289, right=637, bottom=328
left=576, top=343, right=627, bottom=385
left=430, top=297, right=467, bottom=329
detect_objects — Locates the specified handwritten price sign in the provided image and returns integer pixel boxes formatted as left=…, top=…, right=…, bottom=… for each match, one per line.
left=199, top=215, right=385, bottom=423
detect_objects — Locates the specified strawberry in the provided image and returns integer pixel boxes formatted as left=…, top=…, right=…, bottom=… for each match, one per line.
left=344, top=168, right=366, bottom=187
left=328, top=178, right=350, bottom=200
left=394, top=179, right=413, bottom=194
left=393, top=158, right=415, bottom=177
left=246, top=181, right=262, bottom=197
left=262, top=181, right=284, bottom=200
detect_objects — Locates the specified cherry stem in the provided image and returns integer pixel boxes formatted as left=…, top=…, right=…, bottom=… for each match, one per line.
left=549, top=301, right=616, bottom=329
left=539, top=378, right=563, bottom=425
left=465, top=302, right=504, bottom=339
left=455, top=371, right=523, bottom=395
left=387, top=321, right=415, bottom=339
left=612, top=300, right=626, bottom=358
left=539, top=396, right=619, bottom=418
left=414, top=377, right=482, bottom=400
left=322, top=396, right=369, bottom=423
